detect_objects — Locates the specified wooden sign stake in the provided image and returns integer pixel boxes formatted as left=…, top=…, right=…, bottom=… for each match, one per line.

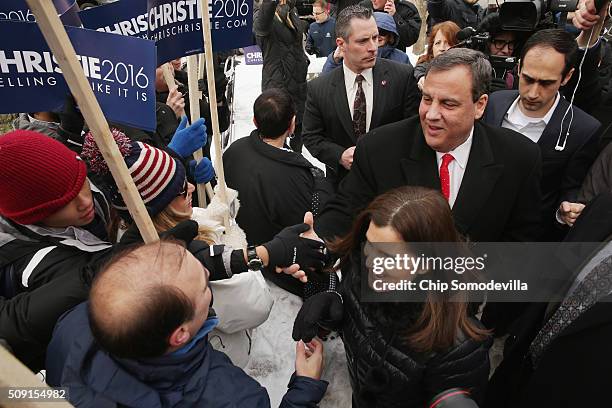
left=186, top=55, right=209, bottom=207
left=25, top=0, right=159, bottom=244
left=199, top=0, right=230, bottom=229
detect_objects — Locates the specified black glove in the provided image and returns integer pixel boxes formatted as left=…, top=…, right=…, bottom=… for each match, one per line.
left=489, top=77, right=508, bottom=93
left=58, top=95, right=85, bottom=143
left=292, top=291, right=343, bottom=342
left=118, top=220, right=199, bottom=248
left=262, top=223, right=327, bottom=270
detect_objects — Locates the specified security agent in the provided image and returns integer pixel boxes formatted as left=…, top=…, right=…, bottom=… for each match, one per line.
left=483, top=28, right=602, bottom=240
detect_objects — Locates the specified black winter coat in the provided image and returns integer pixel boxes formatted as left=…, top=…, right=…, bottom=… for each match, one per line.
left=427, top=0, right=484, bottom=30
left=375, top=1, right=422, bottom=51
left=223, top=130, right=333, bottom=295
left=341, top=252, right=492, bottom=407
left=484, top=193, right=612, bottom=408
left=0, top=186, right=112, bottom=371
left=254, top=0, right=309, bottom=117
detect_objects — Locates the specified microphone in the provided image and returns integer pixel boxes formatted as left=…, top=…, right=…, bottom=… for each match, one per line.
left=456, top=27, right=477, bottom=41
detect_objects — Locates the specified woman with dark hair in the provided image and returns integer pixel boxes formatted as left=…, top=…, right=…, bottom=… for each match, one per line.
left=415, top=21, right=461, bottom=90
left=294, top=186, right=492, bottom=407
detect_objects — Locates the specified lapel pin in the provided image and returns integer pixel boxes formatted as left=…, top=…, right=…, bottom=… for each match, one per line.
left=381, top=80, right=387, bottom=87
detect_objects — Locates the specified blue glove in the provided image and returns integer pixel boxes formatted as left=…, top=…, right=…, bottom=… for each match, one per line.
left=189, top=158, right=215, bottom=184
left=168, top=116, right=207, bottom=158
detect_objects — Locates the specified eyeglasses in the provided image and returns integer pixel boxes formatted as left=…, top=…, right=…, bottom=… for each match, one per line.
left=178, top=177, right=188, bottom=198
left=491, top=39, right=516, bottom=52
left=313, top=10, right=325, bottom=15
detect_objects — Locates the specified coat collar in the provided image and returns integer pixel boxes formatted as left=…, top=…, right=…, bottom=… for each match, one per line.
left=399, top=121, right=503, bottom=237
left=248, top=130, right=315, bottom=169
left=487, top=90, right=572, bottom=149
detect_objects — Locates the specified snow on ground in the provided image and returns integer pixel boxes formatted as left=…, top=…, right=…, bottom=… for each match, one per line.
left=245, top=282, right=352, bottom=407
left=228, top=56, right=351, bottom=406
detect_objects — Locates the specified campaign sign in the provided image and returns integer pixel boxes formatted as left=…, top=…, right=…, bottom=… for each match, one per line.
left=80, top=0, right=149, bottom=39
left=148, top=0, right=253, bottom=65
left=0, top=0, right=82, bottom=26
left=0, top=20, right=156, bottom=131
left=244, top=45, right=262, bottom=65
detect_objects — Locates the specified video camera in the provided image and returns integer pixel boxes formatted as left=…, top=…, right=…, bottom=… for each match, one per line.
left=454, top=13, right=520, bottom=77
left=499, top=0, right=578, bottom=31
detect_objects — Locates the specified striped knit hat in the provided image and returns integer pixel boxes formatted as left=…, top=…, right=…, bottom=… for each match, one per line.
left=82, top=129, right=186, bottom=219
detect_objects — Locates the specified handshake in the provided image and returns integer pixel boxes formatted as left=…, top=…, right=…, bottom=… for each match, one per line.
left=265, top=211, right=330, bottom=283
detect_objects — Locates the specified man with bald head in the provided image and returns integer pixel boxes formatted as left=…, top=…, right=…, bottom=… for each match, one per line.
left=46, top=241, right=328, bottom=407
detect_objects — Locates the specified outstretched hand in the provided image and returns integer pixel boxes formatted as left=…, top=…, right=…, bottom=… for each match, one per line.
left=300, top=211, right=323, bottom=242
left=293, top=291, right=343, bottom=342
left=295, top=338, right=324, bottom=380
left=168, top=116, right=207, bottom=158
left=276, top=263, right=308, bottom=283
left=263, top=212, right=327, bottom=271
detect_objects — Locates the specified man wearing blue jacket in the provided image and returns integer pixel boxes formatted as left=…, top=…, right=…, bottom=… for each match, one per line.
left=46, top=241, right=328, bottom=408
left=306, top=0, right=337, bottom=58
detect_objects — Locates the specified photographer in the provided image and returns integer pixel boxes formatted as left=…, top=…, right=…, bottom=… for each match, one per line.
left=254, top=0, right=310, bottom=152
left=452, top=13, right=522, bottom=92
left=486, top=28, right=523, bottom=91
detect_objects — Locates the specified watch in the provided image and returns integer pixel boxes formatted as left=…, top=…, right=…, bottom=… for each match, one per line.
left=247, top=245, right=264, bottom=270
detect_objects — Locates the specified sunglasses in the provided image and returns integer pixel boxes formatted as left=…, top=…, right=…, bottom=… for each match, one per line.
left=491, top=39, right=516, bottom=52
left=178, top=177, right=189, bottom=198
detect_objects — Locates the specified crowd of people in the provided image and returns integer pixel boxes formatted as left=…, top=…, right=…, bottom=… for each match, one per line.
left=2, top=0, right=612, bottom=406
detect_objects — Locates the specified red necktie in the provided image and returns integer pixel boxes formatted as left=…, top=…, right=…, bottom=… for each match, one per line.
left=440, top=153, right=455, bottom=201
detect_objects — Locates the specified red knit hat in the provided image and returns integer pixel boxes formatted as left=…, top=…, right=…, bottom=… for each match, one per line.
left=0, top=130, right=87, bottom=225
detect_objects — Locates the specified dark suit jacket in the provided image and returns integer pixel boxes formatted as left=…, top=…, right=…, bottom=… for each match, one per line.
left=316, top=116, right=542, bottom=243
left=302, top=58, right=419, bottom=183
left=483, top=90, right=600, bottom=239
left=485, top=192, right=612, bottom=408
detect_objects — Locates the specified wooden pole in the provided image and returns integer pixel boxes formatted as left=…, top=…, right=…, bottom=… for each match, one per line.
left=186, top=55, right=209, bottom=207
left=199, top=0, right=230, bottom=229
left=0, top=347, right=73, bottom=408
left=25, top=0, right=159, bottom=244
left=413, top=0, right=428, bottom=56
left=162, top=62, right=176, bottom=90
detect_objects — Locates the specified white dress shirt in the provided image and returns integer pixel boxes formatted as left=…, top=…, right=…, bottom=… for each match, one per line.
left=343, top=64, right=374, bottom=133
left=435, top=128, right=474, bottom=209
left=501, top=92, right=560, bottom=143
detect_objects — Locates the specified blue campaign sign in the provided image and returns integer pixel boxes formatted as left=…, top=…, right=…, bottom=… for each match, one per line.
left=79, top=0, right=149, bottom=39
left=148, top=0, right=253, bottom=65
left=0, top=20, right=157, bottom=131
left=0, top=0, right=82, bottom=26
left=243, top=45, right=262, bottom=65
